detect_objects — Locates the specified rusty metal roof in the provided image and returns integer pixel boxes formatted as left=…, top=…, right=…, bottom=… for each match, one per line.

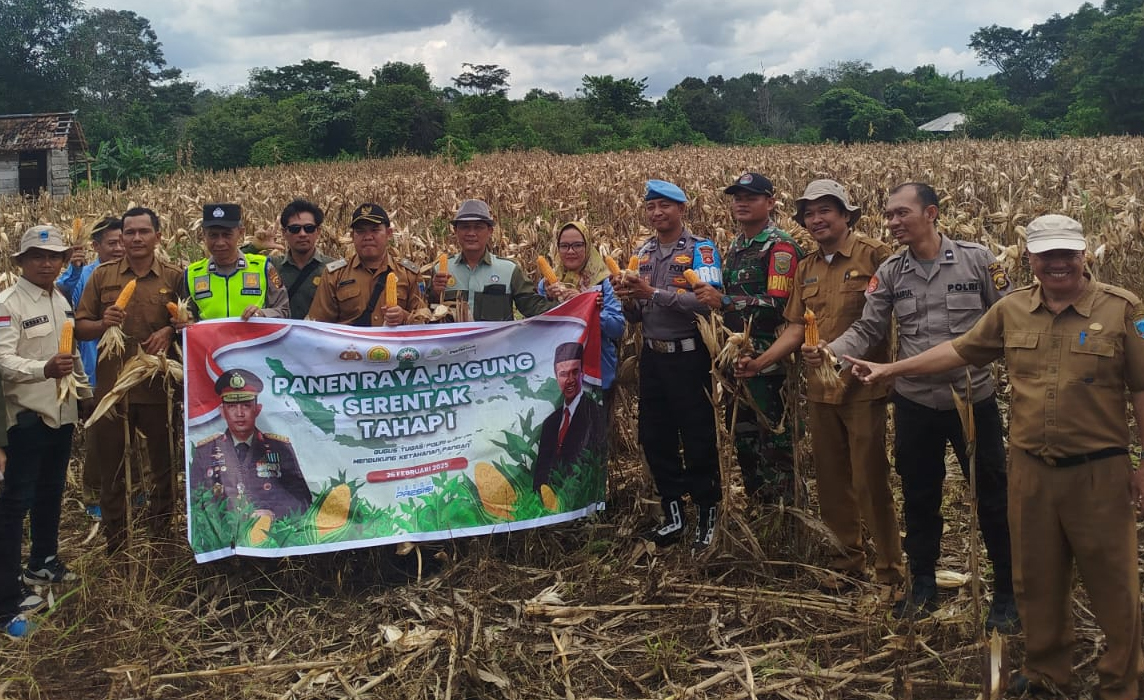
left=0, top=111, right=87, bottom=154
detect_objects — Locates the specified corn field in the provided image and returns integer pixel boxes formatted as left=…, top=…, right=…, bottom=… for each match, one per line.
left=3, top=137, right=1144, bottom=700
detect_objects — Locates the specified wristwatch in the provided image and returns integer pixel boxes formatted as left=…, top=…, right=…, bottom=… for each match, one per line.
left=721, top=294, right=732, bottom=309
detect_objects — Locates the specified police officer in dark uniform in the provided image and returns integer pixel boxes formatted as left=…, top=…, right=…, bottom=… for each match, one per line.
left=191, top=369, right=312, bottom=518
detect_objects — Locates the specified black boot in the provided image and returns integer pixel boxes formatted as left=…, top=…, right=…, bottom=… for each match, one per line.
left=642, top=498, right=686, bottom=546
left=985, top=592, right=1021, bottom=634
left=892, top=574, right=938, bottom=620
left=692, top=503, right=719, bottom=553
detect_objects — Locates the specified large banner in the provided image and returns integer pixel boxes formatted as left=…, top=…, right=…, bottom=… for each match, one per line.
left=184, top=293, right=606, bottom=562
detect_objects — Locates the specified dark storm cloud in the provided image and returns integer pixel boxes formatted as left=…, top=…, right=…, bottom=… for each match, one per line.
left=233, top=0, right=670, bottom=45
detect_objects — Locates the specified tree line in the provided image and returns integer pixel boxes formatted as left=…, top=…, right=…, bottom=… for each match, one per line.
left=0, top=0, right=1139, bottom=184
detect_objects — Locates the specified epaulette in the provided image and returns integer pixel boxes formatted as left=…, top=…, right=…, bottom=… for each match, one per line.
left=952, top=239, right=990, bottom=253
left=263, top=432, right=291, bottom=444
left=1101, top=283, right=1142, bottom=306
left=400, top=258, right=419, bottom=273
left=326, top=259, right=348, bottom=273
left=196, top=433, right=222, bottom=447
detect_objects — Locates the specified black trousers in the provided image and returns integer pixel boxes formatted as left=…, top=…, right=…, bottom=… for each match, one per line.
left=892, top=394, right=1012, bottom=593
left=638, top=344, right=720, bottom=506
left=0, top=417, right=74, bottom=620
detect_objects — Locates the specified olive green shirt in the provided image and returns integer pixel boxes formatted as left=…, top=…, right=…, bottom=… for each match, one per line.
left=269, top=251, right=333, bottom=320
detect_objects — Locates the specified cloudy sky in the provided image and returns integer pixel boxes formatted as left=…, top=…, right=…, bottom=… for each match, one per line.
left=88, top=0, right=1083, bottom=97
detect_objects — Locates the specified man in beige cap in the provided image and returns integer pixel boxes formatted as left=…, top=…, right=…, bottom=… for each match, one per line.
left=428, top=199, right=554, bottom=321
left=846, top=214, right=1144, bottom=700
left=736, top=180, right=903, bottom=590
left=0, top=225, right=93, bottom=638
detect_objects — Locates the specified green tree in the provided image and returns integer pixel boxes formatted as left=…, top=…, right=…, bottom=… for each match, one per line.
left=247, top=59, right=367, bottom=100
left=183, top=95, right=309, bottom=169
left=0, top=0, right=82, bottom=111
left=965, top=99, right=1030, bottom=138
left=452, top=63, right=510, bottom=96
left=579, top=75, right=650, bottom=123
left=372, top=62, right=433, bottom=91
left=1065, top=5, right=1144, bottom=134
left=846, top=102, right=915, bottom=142
left=665, top=77, right=727, bottom=141
left=355, top=83, right=445, bottom=156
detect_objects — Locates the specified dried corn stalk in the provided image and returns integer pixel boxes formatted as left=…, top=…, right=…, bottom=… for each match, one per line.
left=86, top=348, right=183, bottom=425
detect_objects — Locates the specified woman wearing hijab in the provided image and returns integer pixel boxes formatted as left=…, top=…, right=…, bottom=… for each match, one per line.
left=539, top=221, right=626, bottom=415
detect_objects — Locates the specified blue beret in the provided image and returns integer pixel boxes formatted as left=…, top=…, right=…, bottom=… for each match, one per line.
left=644, top=179, right=687, bottom=203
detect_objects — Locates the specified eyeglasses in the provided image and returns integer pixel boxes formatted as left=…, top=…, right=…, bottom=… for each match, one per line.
left=286, top=224, right=318, bottom=234
left=557, top=242, right=586, bottom=251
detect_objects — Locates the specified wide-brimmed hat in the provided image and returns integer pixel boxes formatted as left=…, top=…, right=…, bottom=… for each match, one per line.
left=1025, top=214, right=1086, bottom=254
left=15, top=225, right=71, bottom=256
left=794, top=179, right=861, bottom=228
left=451, top=200, right=494, bottom=225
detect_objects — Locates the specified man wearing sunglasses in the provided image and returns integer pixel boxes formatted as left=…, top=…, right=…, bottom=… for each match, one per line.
left=269, top=200, right=333, bottom=320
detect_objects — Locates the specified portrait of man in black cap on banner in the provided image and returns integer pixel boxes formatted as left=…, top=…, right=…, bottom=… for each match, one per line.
left=532, top=342, right=605, bottom=492
left=191, top=369, right=313, bottom=519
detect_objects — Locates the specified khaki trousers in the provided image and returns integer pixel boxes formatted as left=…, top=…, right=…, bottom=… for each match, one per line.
left=808, top=398, right=904, bottom=584
left=91, top=402, right=175, bottom=553
left=1009, top=449, right=1142, bottom=700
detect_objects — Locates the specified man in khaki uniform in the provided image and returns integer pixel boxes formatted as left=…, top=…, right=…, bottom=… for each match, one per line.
left=847, top=214, right=1144, bottom=700
left=269, top=199, right=332, bottom=320
left=308, top=203, right=425, bottom=326
left=75, top=207, right=185, bottom=554
left=737, top=180, right=903, bottom=587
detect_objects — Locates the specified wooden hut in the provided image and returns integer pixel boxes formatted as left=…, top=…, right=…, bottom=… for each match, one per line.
left=0, top=111, right=88, bottom=198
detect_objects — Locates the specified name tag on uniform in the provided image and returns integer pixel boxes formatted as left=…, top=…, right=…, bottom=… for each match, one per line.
left=193, top=275, right=211, bottom=299
left=22, top=315, right=48, bottom=329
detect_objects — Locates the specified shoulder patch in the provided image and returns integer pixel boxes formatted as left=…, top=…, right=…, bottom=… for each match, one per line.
left=866, top=276, right=879, bottom=294
left=264, top=432, right=291, bottom=444
left=196, top=433, right=221, bottom=447
left=987, top=261, right=1011, bottom=291
left=326, top=259, right=348, bottom=273
left=401, top=258, right=419, bottom=273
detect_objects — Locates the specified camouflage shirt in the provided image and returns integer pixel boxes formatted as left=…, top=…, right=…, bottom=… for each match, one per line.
left=722, top=222, right=805, bottom=345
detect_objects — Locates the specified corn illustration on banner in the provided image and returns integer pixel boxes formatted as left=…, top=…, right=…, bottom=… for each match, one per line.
left=183, top=293, right=606, bottom=562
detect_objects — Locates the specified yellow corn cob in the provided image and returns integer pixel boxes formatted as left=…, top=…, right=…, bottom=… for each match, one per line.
left=166, top=301, right=180, bottom=319
left=683, top=269, right=701, bottom=287
left=627, top=255, right=640, bottom=272
left=316, top=483, right=351, bottom=536
left=537, top=255, right=558, bottom=285
left=804, top=309, right=819, bottom=346
left=604, top=255, right=621, bottom=276
left=115, top=279, right=137, bottom=308
left=384, top=274, right=398, bottom=307
left=71, top=217, right=82, bottom=242
left=59, top=320, right=74, bottom=355
left=437, top=252, right=448, bottom=276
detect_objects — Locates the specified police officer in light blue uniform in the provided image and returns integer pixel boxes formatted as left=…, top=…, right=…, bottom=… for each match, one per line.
left=616, top=180, right=723, bottom=552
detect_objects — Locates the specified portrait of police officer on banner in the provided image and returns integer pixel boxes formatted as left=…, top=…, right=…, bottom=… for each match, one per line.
left=191, top=369, right=313, bottom=519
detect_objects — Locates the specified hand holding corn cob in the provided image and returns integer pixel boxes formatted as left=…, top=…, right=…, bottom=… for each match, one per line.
left=97, top=279, right=137, bottom=360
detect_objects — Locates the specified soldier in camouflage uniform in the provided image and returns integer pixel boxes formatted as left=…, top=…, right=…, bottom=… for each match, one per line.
left=696, top=173, right=804, bottom=504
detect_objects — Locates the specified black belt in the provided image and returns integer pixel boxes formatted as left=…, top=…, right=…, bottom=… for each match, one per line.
left=1025, top=447, right=1128, bottom=468
left=645, top=337, right=698, bottom=353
